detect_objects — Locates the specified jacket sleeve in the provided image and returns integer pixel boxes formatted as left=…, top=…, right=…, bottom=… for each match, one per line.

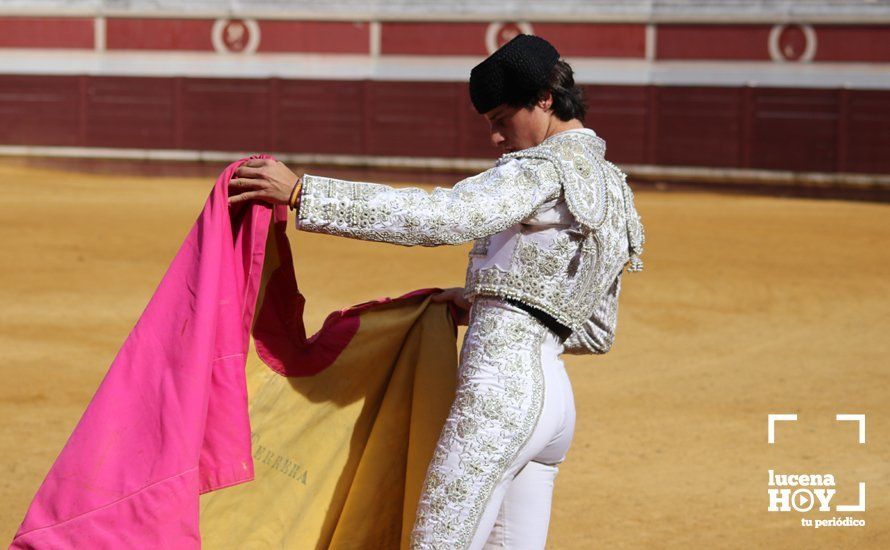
left=294, top=158, right=562, bottom=246
left=563, top=273, right=623, bottom=355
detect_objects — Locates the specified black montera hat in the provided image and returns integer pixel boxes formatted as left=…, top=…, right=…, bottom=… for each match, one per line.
left=469, top=34, right=560, bottom=114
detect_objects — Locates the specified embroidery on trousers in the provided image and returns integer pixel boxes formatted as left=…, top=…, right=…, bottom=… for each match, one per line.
left=410, top=300, right=546, bottom=549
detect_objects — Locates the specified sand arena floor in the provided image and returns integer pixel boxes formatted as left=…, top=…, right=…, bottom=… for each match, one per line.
left=1, top=161, right=888, bottom=548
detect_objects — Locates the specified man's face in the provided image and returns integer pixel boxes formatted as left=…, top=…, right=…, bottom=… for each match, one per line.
left=483, top=100, right=550, bottom=154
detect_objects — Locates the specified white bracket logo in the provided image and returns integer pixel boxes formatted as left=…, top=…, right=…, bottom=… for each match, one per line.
left=767, top=413, right=867, bottom=516
left=836, top=482, right=866, bottom=513
left=836, top=414, right=866, bottom=444
left=767, top=413, right=797, bottom=444
left=767, top=413, right=866, bottom=444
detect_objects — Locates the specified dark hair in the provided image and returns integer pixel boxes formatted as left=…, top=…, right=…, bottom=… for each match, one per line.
left=509, top=60, right=587, bottom=122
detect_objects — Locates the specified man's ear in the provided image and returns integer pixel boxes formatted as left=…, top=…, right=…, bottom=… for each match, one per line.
left=537, top=91, right=554, bottom=111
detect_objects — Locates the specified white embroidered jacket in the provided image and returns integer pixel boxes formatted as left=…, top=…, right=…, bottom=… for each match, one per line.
left=295, top=128, right=644, bottom=354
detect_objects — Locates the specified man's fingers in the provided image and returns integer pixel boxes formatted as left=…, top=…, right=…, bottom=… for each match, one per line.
left=228, top=177, right=266, bottom=192
left=228, top=190, right=264, bottom=204
left=234, top=165, right=265, bottom=178
left=244, top=158, right=272, bottom=168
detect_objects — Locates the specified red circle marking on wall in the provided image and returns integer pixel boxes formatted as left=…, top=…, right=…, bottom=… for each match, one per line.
left=497, top=23, right=523, bottom=47
left=769, top=24, right=817, bottom=63
left=779, top=25, right=807, bottom=61
left=222, top=20, right=249, bottom=52
left=485, top=22, right=534, bottom=54
left=212, top=18, right=260, bottom=54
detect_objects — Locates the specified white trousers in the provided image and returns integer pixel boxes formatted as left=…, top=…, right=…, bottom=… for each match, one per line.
left=411, top=298, right=576, bottom=549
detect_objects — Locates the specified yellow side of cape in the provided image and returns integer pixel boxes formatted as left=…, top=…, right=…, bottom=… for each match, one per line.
left=199, top=296, right=458, bottom=549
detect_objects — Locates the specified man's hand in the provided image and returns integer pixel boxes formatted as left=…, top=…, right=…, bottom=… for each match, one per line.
left=431, top=287, right=471, bottom=326
left=228, top=158, right=302, bottom=206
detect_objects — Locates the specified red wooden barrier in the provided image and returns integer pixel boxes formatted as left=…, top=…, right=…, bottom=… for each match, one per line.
left=0, top=74, right=888, bottom=174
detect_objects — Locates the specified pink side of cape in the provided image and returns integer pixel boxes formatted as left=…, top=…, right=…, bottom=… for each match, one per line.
left=10, top=158, right=461, bottom=549
left=11, top=158, right=280, bottom=549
